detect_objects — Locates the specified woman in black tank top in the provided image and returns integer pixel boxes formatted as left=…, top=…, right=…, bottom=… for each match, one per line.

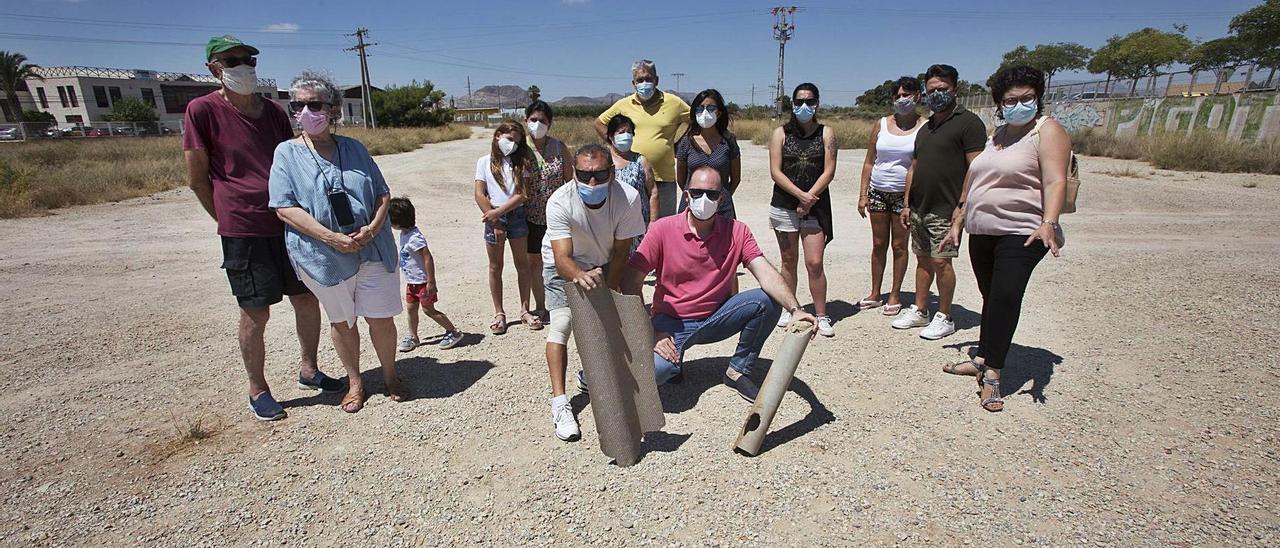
left=768, top=83, right=838, bottom=337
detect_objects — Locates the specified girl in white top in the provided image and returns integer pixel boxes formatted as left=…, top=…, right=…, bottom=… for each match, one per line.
left=474, top=120, right=541, bottom=335
left=857, top=76, right=926, bottom=316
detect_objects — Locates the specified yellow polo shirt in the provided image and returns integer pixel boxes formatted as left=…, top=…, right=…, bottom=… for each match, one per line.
left=597, top=92, right=690, bottom=182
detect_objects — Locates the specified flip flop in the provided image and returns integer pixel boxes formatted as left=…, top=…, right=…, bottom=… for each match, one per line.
left=521, top=311, right=544, bottom=331
left=490, top=313, right=508, bottom=335
left=340, top=391, right=365, bottom=413
left=943, top=359, right=982, bottom=377
left=858, top=299, right=884, bottom=310
left=882, top=303, right=902, bottom=316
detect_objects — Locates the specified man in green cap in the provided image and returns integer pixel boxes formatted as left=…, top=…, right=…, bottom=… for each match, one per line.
left=184, top=35, right=342, bottom=421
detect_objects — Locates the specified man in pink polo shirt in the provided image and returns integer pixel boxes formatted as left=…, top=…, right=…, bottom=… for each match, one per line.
left=624, top=166, right=817, bottom=402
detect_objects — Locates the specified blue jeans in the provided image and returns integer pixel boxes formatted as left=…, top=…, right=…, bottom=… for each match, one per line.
left=483, top=205, right=529, bottom=245
left=651, top=289, right=782, bottom=384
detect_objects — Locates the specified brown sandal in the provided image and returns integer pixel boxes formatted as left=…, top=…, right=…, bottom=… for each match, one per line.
left=340, top=391, right=365, bottom=413
left=490, top=313, right=508, bottom=335
left=521, top=311, right=544, bottom=331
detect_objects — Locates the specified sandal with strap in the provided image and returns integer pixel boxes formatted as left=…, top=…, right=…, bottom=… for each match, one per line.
left=521, top=311, right=544, bottom=331
left=340, top=390, right=365, bottom=414
left=490, top=313, right=508, bottom=335
left=978, top=365, right=1004, bottom=412
left=943, top=359, right=982, bottom=377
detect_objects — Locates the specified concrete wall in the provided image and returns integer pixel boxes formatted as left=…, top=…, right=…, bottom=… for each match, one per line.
left=974, top=91, right=1280, bottom=142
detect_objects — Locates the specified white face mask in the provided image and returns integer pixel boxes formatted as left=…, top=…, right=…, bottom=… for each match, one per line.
left=220, top=65, right=258, bottom=96
left=696, top=110, right=718, bottom=129
left=497, top=137, right=517, bottom=156
left=687, top=193, right=717, bottom=221
left=527, top=120, right=548, bottom=140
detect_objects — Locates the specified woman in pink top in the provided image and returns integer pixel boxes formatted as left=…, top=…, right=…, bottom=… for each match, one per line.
left=938, top=66, right=1070, bottom=412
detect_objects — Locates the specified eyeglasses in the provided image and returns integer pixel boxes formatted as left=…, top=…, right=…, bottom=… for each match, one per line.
left=289, top=101, right=332, bottom=113
left=217, top=55, right=257, bottom=68
left=1000, top=95, right=1037, bottom=108
left=695, top=104, right=718, bottom=114
left=793, top=98, right=818, bottom=107
left=687, top=188, right=723, bottom=201
left=575, top=167, right=614, bottom=183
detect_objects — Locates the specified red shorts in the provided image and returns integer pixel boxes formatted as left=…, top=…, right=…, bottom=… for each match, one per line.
left=405, top=283, right=439, bottom=305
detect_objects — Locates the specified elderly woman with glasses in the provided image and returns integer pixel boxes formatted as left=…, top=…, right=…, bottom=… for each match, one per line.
left=268, top=70, right=407, bottom=414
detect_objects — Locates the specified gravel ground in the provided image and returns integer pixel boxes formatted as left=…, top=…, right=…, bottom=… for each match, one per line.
left=0, top=127, right=1277, bottom=546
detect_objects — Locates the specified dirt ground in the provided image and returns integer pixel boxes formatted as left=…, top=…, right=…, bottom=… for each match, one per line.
left=1, top=127, right=1277, bottom=546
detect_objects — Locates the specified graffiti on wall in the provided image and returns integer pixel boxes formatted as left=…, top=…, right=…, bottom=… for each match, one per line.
left=976, top=91, right=1279, bottom=142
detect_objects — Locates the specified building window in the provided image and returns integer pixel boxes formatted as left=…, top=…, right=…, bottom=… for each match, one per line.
left=66, top=115, right=83, bottom=125
left=160, top=84, right=219, bottom=114
left=57, top=86, right=69, bottom=108
left=93, top=86, right=109, bottom=108
left=108, top=86, right=122, bottom=105
left=66, top=87, right=78, bottom=107
left=36, top=87, right=49, bottom=109
left=141, top=88, right=156, bottom=107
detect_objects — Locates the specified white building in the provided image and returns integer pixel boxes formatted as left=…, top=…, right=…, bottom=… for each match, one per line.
left=21, top=66, right=277, bottom=127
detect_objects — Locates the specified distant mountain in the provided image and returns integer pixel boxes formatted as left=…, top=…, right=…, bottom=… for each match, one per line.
left=453, top=85, right=530, bottom=109
left=551, top=89, right=696, bottom=106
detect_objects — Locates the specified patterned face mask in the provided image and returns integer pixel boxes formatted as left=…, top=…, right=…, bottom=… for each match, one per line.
left=924, top=89, right=955, bottom=112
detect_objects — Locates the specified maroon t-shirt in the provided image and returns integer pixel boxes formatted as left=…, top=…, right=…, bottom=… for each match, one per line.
left=182, top=92, right=295, bottom=237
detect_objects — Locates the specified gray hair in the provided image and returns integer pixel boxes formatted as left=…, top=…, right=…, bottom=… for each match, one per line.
left=575, top=143, right=613, bottom=165
left=631, top=59, right=657, bottom=80
left=289, top=70, right=342, bottom=105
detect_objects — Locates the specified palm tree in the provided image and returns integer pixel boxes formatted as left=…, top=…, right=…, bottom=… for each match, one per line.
left=0, top=51, right=42, bottom=123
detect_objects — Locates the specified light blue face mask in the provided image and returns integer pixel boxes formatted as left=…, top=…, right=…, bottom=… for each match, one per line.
left=613, top=132, right=633, bottom=152
left=635, top=82, right=656, bottom=99
left=578, top=182, right=609, bottom=205
left=1002, top=99, right=1037, bottom=126
left=793, top=103, right=816, bottom=123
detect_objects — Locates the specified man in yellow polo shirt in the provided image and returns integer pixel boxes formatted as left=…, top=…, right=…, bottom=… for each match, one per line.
left=595, top=59, right=690, bottom=219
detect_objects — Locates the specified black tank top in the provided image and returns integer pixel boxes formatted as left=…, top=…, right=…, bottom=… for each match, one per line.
left=771, top=124, right=826, bottom=209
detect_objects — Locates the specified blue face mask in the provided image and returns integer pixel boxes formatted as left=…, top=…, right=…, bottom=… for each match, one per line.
left=1002, top=99, right=1037, bottom=127
left=578, top=182, right=609, bottom=205
left=635, top=82, right=656, bottom=99
left=793, top=103, right=816, bottom=123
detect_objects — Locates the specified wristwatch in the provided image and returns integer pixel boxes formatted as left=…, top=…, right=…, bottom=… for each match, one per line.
left=1041, top=220, right=1060, bottom=230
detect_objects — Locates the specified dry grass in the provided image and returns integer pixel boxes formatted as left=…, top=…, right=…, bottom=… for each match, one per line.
left=1071, top=129, right=1280, bottom=175
left=0, top=124, right=471, bottom=218
left=1098, top=165, right=1150, bottom=179
left=548, top=117, right=877, bottom=150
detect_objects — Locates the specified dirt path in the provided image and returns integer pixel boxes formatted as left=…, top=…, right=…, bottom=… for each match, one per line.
left=1, top=127, right=1277, bottom=546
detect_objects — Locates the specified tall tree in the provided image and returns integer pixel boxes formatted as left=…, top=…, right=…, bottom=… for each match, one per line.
left=855, top=79, right=897, bottom=108
left=1118, top=27, right=1193, bottom=93
left=1186, top=37, right=1250, bottom=93
left=991, top=43, right=1092, bottom=88
left=1229, top=0, right=1280, bottom=86
left=0, top=51, right=42, bottom=123
left=526, top=84, right=541, bottom=102
left=373, top=80, right=452, bottom=127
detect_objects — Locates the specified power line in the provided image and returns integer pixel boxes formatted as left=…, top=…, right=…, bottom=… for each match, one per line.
left=346, top=28, right=377, bottom=128
left=0, top=32, right=344, bottom=49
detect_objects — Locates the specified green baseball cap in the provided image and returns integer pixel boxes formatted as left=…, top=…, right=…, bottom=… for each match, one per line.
left=205, top=35, right=259, bottom=61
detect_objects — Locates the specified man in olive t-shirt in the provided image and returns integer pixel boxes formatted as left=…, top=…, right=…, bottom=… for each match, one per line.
left=897, top=64, right=987, bottom=341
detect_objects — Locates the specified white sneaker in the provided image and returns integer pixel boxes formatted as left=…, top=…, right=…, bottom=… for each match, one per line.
left=777, top=310, right=792, bottom=328
left=397, top=335, right=419, bottom=352
left=891, top=305, right=930, bottom=329
left=550, top=395, right=580, bottom=442
left=816, top=316, right=835, bottom=337
left=920, top=312, right=956, bottom=340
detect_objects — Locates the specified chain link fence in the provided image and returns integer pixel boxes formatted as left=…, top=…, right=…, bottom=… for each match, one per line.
left=958, top=64, right=1280, bottom=109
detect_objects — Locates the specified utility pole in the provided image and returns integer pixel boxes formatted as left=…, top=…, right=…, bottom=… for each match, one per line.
left=751, top=84, right=755, bottom=106
left=672, top=72, right=686, bottom=93
left=345, top=27, right=377, bottom=128
left=771, top=6, right=797, bottom=115
left=467, top=76, right=473, bottom=107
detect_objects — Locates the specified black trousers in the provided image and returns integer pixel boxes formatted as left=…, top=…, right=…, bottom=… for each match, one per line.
left=969, top=234, right=1048, bottom=369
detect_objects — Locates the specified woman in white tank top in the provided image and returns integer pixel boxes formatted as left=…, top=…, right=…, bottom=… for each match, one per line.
left=857, top=76, right=926, bottom=316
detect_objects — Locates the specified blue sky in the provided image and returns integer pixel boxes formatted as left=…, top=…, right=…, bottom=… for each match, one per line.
left=0, top=0, right=1263, bottom=105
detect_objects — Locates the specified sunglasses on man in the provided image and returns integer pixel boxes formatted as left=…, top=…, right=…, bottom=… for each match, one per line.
left=289, top=101, right=334, bottom=113
left=575, top=167, right=614, bottom=183
left=687, top=188, right=723, bottom=201
left=217, top=55, right=257, bottom=68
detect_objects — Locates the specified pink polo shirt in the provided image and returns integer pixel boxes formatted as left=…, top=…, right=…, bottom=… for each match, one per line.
left=629, top=214, right=764, bottom=320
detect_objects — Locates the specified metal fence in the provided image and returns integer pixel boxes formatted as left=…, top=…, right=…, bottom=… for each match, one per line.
left=958, top=64, right=1280, bottom=109
left=0, top=120, right=186, bottom=142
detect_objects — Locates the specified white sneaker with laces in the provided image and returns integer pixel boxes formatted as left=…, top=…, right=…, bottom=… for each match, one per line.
left=397, top=335, right=419, bottom=352
left=891, top=305, right=930, bottom=329
left=816, top=316, right=835, bottom=337
left=776, top=310, right=792, bottom=328
left=920, top=312, right=956, bottom=340
left=551, top=395, right=580, bottom=442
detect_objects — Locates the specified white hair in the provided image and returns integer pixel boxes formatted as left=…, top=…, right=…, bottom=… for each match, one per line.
left=289, top=70, right=342, bottom=105
left=631, top=59, right=657, bottom=80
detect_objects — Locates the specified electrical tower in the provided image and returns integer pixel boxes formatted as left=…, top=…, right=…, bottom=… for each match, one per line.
left=345, top=28, right=377, bottom=128
left=671, top=72, right=686, bottom=92
left=771, top=6, right=797, bottom=115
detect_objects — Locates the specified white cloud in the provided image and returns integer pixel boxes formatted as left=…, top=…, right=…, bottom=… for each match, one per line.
left=259, top=22, right=300, bottom=33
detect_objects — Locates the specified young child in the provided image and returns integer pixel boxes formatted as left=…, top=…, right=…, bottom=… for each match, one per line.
left=390, top=197, right=463, bottom=351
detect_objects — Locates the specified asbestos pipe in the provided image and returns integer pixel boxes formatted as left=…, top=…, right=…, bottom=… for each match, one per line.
left=733, top=320, right=813, bottom=457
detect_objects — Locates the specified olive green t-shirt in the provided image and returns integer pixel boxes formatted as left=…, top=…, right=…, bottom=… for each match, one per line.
left=910, top=106, right=988, bottom=217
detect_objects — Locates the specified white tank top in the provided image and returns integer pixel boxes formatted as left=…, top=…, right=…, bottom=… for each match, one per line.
left=869, top=117, right=921, bottom=193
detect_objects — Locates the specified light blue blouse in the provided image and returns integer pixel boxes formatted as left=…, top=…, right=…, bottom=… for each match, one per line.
left=268, top=136, right=397, bottom=287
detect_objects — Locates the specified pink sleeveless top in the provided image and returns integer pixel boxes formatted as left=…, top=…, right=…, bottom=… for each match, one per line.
left=964, top=120, right=1047, bottom=236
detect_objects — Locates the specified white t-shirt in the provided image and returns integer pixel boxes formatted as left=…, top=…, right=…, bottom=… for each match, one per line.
left=542, top=181, right=647, bottom=269
left=475, top=155, right=517, bottom=207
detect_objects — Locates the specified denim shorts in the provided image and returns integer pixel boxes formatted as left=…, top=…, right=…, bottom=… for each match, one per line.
left=483, top=205, right=530, bottom=245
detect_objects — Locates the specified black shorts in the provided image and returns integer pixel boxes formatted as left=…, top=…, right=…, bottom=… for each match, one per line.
left=527, top=221, right=547, bottom=255
left=221, top=236, right=310, bottom=309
